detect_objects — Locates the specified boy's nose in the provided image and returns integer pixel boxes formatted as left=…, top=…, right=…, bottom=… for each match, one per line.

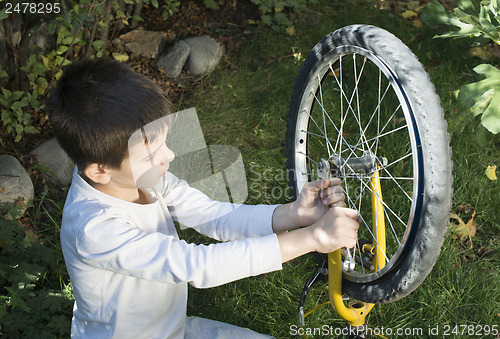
left=160, top=145, right=175, bottom=165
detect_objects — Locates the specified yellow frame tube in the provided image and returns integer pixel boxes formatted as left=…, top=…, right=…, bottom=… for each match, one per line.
left=328, top=250, right=374, bottom=326
left=370, top=169, right=386, bottom=270
left=328, top=169, right=385, bottom=327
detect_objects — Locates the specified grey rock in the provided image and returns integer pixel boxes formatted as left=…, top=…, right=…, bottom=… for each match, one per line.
left=30, top=138, right=75, bottom=186
left=183, top=36, right=224, bottom=76
left=0, top=155, right=34, bottom=211
left=157, top=40, right=191, bottom=78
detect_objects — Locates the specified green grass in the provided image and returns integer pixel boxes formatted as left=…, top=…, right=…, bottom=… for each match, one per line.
left=180, top=1, right=500, bottom=338
left=2, top=0, right=498, bottom=338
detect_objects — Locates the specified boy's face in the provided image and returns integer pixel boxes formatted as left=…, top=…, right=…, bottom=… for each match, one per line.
left=109, top=123, right=174, bottom=189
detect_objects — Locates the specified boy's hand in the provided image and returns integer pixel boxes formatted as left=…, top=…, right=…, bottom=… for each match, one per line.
left=294, top=178, right=346, bottom=227
left=277, top=206, right=360, bottom=262
left=311, top=207, right=359, bottom=252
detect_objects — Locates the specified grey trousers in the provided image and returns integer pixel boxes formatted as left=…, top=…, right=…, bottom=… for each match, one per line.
left=185, top=317, right=275, bottom=339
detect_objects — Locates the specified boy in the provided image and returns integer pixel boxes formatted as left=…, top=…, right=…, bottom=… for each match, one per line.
left=47, top=58, right=359, bottom=338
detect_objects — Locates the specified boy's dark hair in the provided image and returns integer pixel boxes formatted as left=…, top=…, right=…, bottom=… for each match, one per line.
left=47, top=58, right=174, bottom=170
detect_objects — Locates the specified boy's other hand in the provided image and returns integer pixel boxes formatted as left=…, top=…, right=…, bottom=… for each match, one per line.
left=276, top=206, right=360, bottom=263
left=311, top=207, right=359, bottom=253
left=294, top=178, right=346, bottom=227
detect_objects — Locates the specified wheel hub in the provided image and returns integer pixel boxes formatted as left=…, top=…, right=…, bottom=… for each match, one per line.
left=317, top=152, right=386, bottom=179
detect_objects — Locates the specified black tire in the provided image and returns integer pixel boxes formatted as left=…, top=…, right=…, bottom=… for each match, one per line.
left=286, top=25, right=452, bottom=303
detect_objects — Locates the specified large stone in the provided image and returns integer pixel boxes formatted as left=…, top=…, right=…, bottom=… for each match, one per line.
left=113, top=29, right=175, bottom=58
left=183, top=36, right=224, bottom=75
left=157, top=40, right=191, bottom=78
left=30, top=138, right=75, bottom=186
left=0, top=155, right=34, bottom=211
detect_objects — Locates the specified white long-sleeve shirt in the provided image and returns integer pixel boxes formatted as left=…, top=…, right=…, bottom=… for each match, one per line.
left=61, top=169, right=282, bottom=338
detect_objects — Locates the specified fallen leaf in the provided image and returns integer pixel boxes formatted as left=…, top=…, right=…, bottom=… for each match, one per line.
left=456, top=203, right=471, bottom=214
left=328, top=67, right=342, bottom=78
left=112, top=52, right=129, bottom=62
left=412, top=19, right=423, bottom=28
left=286, top=26, right=295, bottom=36
left=406, top=1, right=421, bottom=12
left=402, top=10, right=418, bottom=19
left=485, top=165, right=497, bottom=181
left=476, top=240, right=495, bottom=259
left=449, top=211, right=477, bottom=247
left=467, top=45, right=495, bottom=61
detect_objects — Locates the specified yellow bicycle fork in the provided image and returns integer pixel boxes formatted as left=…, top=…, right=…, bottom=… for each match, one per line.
left=328, top=169, right=386, bottom=327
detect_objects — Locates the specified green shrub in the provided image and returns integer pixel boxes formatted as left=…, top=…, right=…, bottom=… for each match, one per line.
left=0, top=88, right=39, bottom=143
left=422, top=0, right=500, bottom=140
left=0, top=0, right=180, bottom=146
left=0, top=199, right=73, bottom=338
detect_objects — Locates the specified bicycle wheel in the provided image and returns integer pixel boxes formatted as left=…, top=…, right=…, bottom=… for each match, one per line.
left=286, top=25, right=452, bottom=303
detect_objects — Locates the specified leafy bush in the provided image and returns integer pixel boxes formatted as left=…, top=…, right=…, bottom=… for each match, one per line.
left=0, top=0, right=314, bottom=146
left=249, top=0, right=318, bottom=33
left=0, top=0, right=180, bottom=146
left=422, top=0, right=500, bottom=140
left=0, top=199, right=73, bottom=338
left=0, top=88, right=40, bottom=143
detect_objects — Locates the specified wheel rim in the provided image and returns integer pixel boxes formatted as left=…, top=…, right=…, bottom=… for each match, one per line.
left=292, top=45, right=424, bottom=283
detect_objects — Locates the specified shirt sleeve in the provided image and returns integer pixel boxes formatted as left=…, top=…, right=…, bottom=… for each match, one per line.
left=160, top=172, right=279, bottom=241
left=75, top=211, right=283, bottom=288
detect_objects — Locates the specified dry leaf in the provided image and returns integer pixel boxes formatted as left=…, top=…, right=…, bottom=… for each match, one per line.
left=467, top=45, right=495, bottom=61
left=328, top=67, right=342, bottom=78
left=412, top=19, right=423, bottom=28
left=402, top=10, right=418, bottom=19
left=286, top=26, right=295, bottom=36
left=449, top=211, right=477, bottom=247
left=485, top=165, right=497, bottom=181
left=112, top=52, right=129, bottom=62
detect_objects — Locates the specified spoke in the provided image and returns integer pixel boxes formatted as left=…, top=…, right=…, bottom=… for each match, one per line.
left=342, top=173, right=405, bottom=269
left=301, top=130, right=362, bottom=153
left=297, top=151, right=318, bottom=165
left=311, top=92, right=338, bottom=156
left=364, top=124, right=408, bottom=144
left=355, top=239, right=366, bottom=274
left=353, top=55, right=364, bottom=152
left=375, top=103, right=402, bottom=141
left=310, top=90, right=363, bottom=159
left=317, top=75, right=332, bottom=158
left=343, top=188, right=389, bottom=262
left=345, top=173, right=401, bottom=261
left=382, top=203, right=401, bottom=247
left=361, top=80, right=392, bottom=154
left=329, top=61, right=371, bottom=153
left=358, top=177, right=364, bottom=213
left=369, top=103, right=403, bottom=154
left=375, top=69, right=382, bottom=155
left=379, top=165, right=413, bottom=202
left=301, top=106, right=338, bottom=157
left=328, top=64, right=377, bottom=167
left=384, top=152, right=412, bottom=169
left=338, top=175, right=414, bottom=180
left=338, top=57, right=344, bottom=157
left=351, top=55, right=371, bottom=151
left=343, top=161, right=409, bottom=229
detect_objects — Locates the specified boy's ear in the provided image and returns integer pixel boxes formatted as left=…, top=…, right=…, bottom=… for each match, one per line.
left=83, top=163, right=111, bottom=185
